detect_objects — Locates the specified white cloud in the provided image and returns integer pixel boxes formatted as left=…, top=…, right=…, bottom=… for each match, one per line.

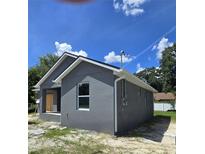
left=69, top=50, right=88, bottom=57
left=153, top=37, right=173, bottom=59
left=113, top=1, right=120, bottom=9
left=54, top=41, right=88, bottom=57
left=113, top=0, right=147, bottom=16
left=152, top=44, right=157, bottom=50
left=104, top=51, right=134, bottom=63
left=136, top=63, right=145, bottom=73
left=155, top=66, right=160, bottom=69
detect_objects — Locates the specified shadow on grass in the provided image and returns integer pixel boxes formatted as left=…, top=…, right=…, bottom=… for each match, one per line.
left=28, top=120, right=41, bottom=125
left=124, top=115, right=171, bottom=142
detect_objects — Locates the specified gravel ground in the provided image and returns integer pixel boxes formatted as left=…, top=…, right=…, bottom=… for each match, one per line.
left=28, top=114, right=176, bottom=154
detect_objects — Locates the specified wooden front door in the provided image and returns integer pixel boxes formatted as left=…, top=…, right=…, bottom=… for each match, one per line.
left=46, top=94, right=53, bottom=112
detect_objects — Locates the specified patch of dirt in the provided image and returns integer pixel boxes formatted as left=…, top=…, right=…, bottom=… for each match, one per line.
left=28, top=114, right=176, bottom=154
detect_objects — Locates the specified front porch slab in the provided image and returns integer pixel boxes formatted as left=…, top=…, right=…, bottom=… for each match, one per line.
left=39, top=112, right=61, bottom=122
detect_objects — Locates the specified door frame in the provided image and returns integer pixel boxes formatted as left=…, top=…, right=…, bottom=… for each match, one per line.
left=46, top=94, right=53, bottom=112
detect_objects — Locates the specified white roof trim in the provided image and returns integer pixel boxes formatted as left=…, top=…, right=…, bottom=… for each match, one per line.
left=34, top=52, right=77, bottom=88
left=81, top=57, right=120, bottom=72
left=32, top=88, right=40, bottom=92
left=53, top=56, right=157, bottom=92
left=54, top=58, right=82, bottom=83
left=35, top=52, right=156, bottom=93
left=54, top=57, right=120, bottom=83
left=115, top=70, right=157, bottom=92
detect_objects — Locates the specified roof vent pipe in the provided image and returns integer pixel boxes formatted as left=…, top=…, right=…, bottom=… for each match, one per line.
left=120, top=50, right=125, bottom=69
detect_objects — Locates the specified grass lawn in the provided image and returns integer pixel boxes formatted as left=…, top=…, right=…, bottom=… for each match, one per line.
left=30, top=142, right=112, bottom=154
left=42, top=128, right=73, bottom=138
left=154, top=111, right=176, bottom=122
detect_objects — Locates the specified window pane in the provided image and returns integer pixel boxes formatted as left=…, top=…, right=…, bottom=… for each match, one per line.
left=79, top=97, right=89, bottom=109
left=79, top=83, right=89, bottom=95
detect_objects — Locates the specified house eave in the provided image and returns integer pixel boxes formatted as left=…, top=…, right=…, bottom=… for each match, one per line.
left=53, top=57, right=121, bottom=83
left=34, top=52, right=77, bottom=88
left=34, top=51, right=157, bottom=93
left=115, top=70, right=157, bottom=93
left=32, top=88, right=40, bottom=92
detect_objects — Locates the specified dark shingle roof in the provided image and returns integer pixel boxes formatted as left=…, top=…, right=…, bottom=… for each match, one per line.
left=77, top=55, right=120, bottom=69
left=62, top=51, right=120, bottom=69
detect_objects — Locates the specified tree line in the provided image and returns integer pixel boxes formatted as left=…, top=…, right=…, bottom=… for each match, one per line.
left=135, top=43, right=176, bottom=92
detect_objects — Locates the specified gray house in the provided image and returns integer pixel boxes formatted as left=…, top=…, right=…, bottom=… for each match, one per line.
left=34, top=52, right=157, bottom=135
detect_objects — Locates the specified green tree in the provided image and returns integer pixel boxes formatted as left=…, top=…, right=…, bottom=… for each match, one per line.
left=160, top=43, right=176, bottom=92
left=36, top=54, right=59, bottom=77
left=135, top=67, right=163, bottom=92
left=135, top=43, right=176, bottom=92
left=28, top=67, right=41, bottom=105
left=28, top=54, right=59, bottom=111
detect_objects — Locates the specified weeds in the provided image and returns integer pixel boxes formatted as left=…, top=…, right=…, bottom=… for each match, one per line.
left=43, top=128, right=72, bottom=138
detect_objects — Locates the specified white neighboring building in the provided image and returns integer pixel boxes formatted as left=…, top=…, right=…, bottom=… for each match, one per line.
left=154, top=92, right=176, bottom=111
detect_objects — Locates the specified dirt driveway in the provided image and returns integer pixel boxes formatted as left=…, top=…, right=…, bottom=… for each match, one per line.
left=28, top=114, right=175, bottom=154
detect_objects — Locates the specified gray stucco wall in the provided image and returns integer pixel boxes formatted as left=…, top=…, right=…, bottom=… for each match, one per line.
left=37, top=54, right=154, bottom=135
left=39, top=56, right=76, bottom=114
left=116, top=79, right=153, bottom=134
left=41, top=56, right=76, bottom=89
left=61, top=61, right=115, bottom=134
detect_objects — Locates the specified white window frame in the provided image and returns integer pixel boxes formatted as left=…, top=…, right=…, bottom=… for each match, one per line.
left=77, top=82, right=90, bottom=111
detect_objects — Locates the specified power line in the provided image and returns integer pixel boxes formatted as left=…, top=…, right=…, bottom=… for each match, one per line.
left=123, top=26, right=176, bottom=68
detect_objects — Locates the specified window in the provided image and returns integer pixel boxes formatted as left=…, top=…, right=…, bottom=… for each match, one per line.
left=77, top=82, right=90, bottom=110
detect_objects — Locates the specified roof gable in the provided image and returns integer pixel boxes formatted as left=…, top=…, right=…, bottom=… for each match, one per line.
left=54, top=56, right=121, bottom=83
left=34, top=52, right=77, bottom=88
left=53, top=56, right=157, bottom=93
left=34, top=52, right=157, bottom=93
left=118, top=70, right=158, bottom=93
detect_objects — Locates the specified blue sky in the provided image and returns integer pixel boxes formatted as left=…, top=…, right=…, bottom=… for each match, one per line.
left=29, top=0, right=176, bottom=73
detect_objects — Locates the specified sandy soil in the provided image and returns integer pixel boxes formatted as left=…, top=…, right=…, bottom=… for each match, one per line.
left=28, top=114, right=176, bottom=154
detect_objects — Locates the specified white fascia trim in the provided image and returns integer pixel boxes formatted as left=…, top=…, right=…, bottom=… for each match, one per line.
left=63, top=52, right=77, bottom=58
left=54, top=59, right=82, bottom=83
left=121, top=70, right=157, bottom=93
left=34, top=53, right=77, bottom=88
left=80, top=57, right=120, bottom=72
left=54, top=57, right=120, bottom=83
left=32, top=88, right=40, bottom=92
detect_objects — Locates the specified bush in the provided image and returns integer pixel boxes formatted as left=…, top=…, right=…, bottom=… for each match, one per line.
left=28, top=103, right=37, bottom=113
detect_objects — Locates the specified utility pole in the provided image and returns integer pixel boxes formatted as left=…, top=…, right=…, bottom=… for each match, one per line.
left=120, top=50, right=125, bottom=69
